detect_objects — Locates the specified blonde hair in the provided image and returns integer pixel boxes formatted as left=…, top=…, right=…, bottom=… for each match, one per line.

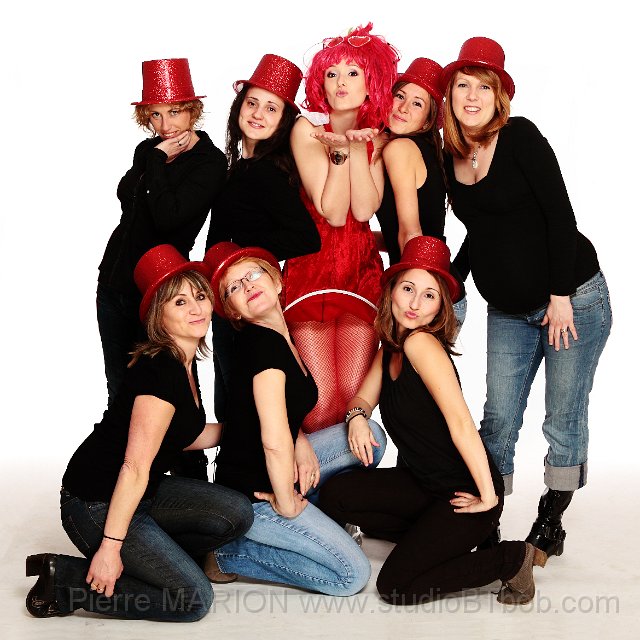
left=375, top=270, right=459, bottom=355
left=442, top=67, right=510, bottom=159
left=134, top=99, right=204, bottom=135
left=219, top=257, right=283, bottom=330
left=129, top=271, right=213, bottom=366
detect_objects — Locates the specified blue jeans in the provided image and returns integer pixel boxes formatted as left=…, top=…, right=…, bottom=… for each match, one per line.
left=480, top=271, right=612, bottom=494
left=56, top=476, right=253, bottom=621
left=453, top=294, right=467, bottom=329
left=215, top=420, right=386, bottom=595
left=96, top=283, right=144, bottom=406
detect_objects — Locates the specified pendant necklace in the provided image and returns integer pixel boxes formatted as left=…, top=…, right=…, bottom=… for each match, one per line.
left=471, top=146, right=479, bottom=169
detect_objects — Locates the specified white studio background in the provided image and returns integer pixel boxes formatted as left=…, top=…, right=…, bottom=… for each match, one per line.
left=0, top=0, right=634, bottom=484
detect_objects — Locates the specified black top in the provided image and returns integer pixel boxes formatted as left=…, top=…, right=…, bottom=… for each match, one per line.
left=205, top=156, right=321, bottom=260
left=62, top=351, right=206, bottom=502
left=376, top=135, right=447, bottom=265
left=379, top=349, right=503, bottom=500
left=99, top=131, right=227, bottom=296
left=215, top=324, right=318, bottom=501
left=447, top=117, right=599, bottom=314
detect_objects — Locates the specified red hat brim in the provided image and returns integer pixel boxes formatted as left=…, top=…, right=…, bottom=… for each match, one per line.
left=380, top=262, right=462, bottom=304
left=233, top=80, right=300, bottom=112
left=131, top=94, right=206, bottom=106
left=139, top=261, right=212, bottom=322
left=207, top=246, right=281, bottom=317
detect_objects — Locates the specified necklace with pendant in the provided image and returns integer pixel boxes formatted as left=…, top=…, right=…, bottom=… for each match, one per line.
left=472, top=146, right=479, bottom=169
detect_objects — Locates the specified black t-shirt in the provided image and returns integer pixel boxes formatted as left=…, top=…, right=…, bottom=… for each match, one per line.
left=447, top=117, right=599, bottom=314
left=215, top=324, right=318, bottom=500
left=62, top=351, right=206, bottom=502
left=205, top=156, right=320, bottom=260
left=379, top=349, right=503, bottom=500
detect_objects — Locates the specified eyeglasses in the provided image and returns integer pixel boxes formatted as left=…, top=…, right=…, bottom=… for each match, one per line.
left=322, top=35, right=371, bottom=49
left=224, top=267, right=266, bottom=298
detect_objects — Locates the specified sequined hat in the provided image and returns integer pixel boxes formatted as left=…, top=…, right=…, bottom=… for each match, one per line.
left=131, top=58, right=205, bottom=106
left=396, top=57, right=445, bottom=128
left=398, top=58, right=444, bottom=105
left=380, top=236, right=461, bottom=303
left=233, top=54, right=302, bottom=112
left=441, top=37, right=515, bottom=100
left=203, top=242, right=281, bottom=317
left=134, top=244, right=212, bottom=322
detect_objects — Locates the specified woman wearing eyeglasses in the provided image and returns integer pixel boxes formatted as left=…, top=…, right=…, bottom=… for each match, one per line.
left=283, top=23, right=399, bottom=433
left=204, top=54, right=320, bottom=425
left=199, top=242, right=378, bottom=595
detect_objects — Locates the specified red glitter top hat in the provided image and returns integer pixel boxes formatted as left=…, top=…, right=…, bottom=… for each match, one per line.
left=134, top=244, right=212, bottom=322
left=131, top=58, right=205, bottom=106
left=398, top=58, right=444, bottom=105
left=441, top=37, right=515, bottom=100
left=203, top=242, right=281, bottom=317
left=233, top=54, right=302, bottom=112
left=380, top=236, right=461, bottom=303
left=397, top=57, right=445, bottom=128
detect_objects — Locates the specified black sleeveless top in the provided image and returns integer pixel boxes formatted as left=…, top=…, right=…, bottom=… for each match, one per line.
left=376, top=135, right=447, bottom=265
left=379, top=349, right=504, bottom=500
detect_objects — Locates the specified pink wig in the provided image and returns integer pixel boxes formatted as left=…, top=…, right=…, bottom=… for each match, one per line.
left=303, top=22, right=400, bottom=129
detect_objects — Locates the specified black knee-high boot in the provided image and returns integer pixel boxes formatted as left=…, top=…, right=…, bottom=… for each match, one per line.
left=525, top=489, right=574, bottom=557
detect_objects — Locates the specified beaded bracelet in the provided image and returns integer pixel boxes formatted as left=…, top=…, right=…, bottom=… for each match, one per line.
left=345, top=407, right=367, bottom=425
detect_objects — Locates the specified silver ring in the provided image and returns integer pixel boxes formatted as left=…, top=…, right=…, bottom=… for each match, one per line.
left=178, top=141, right=183, bottom=146
left=560, top=328, right=568, bottom=335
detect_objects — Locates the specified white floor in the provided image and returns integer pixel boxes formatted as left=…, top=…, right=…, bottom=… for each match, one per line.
left=2, top=456, right=638, bottom=640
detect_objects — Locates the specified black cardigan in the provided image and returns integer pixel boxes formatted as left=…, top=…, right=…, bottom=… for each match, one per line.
left=99, top=130, right=226, bottom=295
left=448, top=117, right=599, bottom=314
left=206, top=156, right=320, bottom=260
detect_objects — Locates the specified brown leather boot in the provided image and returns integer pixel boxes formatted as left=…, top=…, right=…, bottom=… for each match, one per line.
left=203, top=551, right=238, bottom=584
left=497, top=542, right=547, bottom=605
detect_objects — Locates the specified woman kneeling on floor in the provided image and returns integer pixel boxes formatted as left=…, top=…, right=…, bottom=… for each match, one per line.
left=26, top=245, right=253, bottom=621
left=320, top=236, right=546, bottom=605
left=201, top=241, right=385, bottom=595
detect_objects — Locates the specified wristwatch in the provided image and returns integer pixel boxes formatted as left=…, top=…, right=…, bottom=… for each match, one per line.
left=330, top=149, right=349, bottom=165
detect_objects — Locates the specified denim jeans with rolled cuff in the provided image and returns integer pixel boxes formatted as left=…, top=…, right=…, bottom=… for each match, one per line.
left=479, top=271, right=612, bottom=495
left=215, top=420, right=386, bottom=595
left=55, top=476, right=253, bottom=621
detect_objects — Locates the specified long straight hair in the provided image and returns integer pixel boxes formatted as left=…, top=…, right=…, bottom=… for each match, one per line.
left=442, top=67, right=511, bottom=158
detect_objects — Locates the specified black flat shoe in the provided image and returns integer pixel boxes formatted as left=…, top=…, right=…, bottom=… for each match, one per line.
left=25, top=554, right=70, bottom=618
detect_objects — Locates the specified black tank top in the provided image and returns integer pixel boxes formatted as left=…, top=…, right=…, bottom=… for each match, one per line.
left=379, top=349, right=504, bottom=499
left=376, top=135, right=447, bottom=265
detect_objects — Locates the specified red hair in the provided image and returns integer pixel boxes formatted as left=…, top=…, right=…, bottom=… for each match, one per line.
left=303, top=22, right=399, bottom=129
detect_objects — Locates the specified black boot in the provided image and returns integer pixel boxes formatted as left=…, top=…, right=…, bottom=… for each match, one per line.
left=26, top=554, right=70, bottom=618
left=525, top=489, right=574, bottom=557
left=476, top=526, right=501, bottom=551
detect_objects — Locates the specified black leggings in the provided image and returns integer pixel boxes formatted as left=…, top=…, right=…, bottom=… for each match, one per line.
left=319, top=467, right=525, bottom=605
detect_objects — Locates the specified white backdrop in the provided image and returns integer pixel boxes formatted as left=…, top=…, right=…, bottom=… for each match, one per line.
left=1, top=0, right=634, bottom=480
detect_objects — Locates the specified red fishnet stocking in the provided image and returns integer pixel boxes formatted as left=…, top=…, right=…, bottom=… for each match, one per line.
left=290, top=314, right=378, bottom=433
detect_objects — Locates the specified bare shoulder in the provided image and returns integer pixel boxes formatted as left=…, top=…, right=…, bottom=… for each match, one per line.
left=403, top=332, right=451, bottom=370
left=383, top=137, right=420, bottom=165
left=292, top=116, right=321, bottom=138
